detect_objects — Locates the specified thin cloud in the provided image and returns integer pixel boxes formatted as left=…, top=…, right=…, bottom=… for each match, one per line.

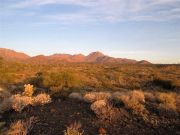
left=2, top=0, right=180, bottom=23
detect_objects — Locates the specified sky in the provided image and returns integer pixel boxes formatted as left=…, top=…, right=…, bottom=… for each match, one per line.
left=0, top=0, right=180, bottom=64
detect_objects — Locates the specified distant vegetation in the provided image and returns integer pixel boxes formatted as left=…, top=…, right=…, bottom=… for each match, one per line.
left=0, top=58, right=179, bottom=93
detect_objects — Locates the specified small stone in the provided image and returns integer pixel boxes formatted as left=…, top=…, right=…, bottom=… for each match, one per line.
left=50, top=108, right=56, bottom=113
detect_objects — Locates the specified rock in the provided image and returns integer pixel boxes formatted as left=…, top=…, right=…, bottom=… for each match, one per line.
left=83, top=92, right=111, bottom=103
left=69, top=92, right=83, bottom=101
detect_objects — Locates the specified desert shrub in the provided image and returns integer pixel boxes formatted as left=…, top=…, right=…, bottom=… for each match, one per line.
left=42, top=71, right=80, bottom=97
left=117, top=90, right=145, bottom=103
left=10, top=94, right=32, bottom=112
left=32, top=93, right=51, bottom=106
left=6, top=117, right=37, bottom=135
left=83, top=92, right=111, bottom=103
left=0, top=84, right=51, bottom=113
left=118, top=90, right=148, bottom=120
left=43, top=71, right=79, bottom=89
left=23, top=84, right=34, bottom=97
left=91, top=100, right=107, bottom=111
left=157, top=92, right=176, bottom=111
left=130, top=90, right=145, bottom=103
left=69, top=92, right=83, bottom=101
left=26, top=72, right=43, bottom=87
left=90, top=100, right=120, bottom=122
left=64, top=121, right=83, bottom=135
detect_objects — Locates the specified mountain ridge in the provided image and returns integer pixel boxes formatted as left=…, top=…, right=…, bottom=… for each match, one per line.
left=0, top=48, right=151, bottom=64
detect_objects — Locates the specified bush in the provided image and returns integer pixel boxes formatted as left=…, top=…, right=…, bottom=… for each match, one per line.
left=90, top=100, right=120, bottom=122
left=157, top=92, right=176, bottom=111
left=23, top=84, right=34, bottom=97
left=32, top=93, right=51, bottom=106
left=117, top=90, right=148, bottom=120
left=64, top=121, right=83, bottom=135
left=10, top=94, right=32, bottom=112
left=0, top=84, right=51, bottom=113
left=6, top=117, right=37, bottom=135
left=43, top=71, right=79, bottom=89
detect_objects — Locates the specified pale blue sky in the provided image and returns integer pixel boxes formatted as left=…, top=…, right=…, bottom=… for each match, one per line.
left=0, top=0, right=180, bottom=63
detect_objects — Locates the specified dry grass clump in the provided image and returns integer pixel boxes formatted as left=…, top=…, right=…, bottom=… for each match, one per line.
left=157, top=92, right=177, bottom=112
left=64, top=121, right=83, bottom=135
left=83, top=92, right=111, bottom=103
left=23, top=84, right=34, bottom=97
left=6, top=116, right=37, bottom=135
left=32, top=93, right=51, bottom=106
left=129, top=90, right=145, bottom=103
left=10, top=94, right=32, bottom=112
left=117, top=90, right=148, bottom=119
left=0, top=84, right=51, bottom=113
left=91, top=100, right=107, bottom=111
left=69, top=92, right=83, bottom=101
left=91, top=100, right=120, bottom=122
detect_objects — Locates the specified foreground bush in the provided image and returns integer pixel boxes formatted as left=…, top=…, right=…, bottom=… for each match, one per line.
left=32, top=93, right=51, bottom=106
left=6, top=117, right=37, bottom=135
left=64, top=121, right=83, bottom=135
left=23, top=84, right=34, bottom=97
left=91, top=100, right=120, bottom=122
left=156, top=92, right=178, bottom=117
left=117, top=90, right=148, bottom=120
left=0, top=84, right=51, bottom=113
left=10, top=94, right=32, bottom=112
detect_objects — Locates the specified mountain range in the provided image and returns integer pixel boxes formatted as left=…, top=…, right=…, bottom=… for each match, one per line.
left=0, top=48, right=151, bottom=64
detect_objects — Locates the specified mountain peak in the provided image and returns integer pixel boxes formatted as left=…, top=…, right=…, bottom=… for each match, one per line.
left=0, top=48, right=30, bottom=61
left=88, top=51, right=104, bottom=57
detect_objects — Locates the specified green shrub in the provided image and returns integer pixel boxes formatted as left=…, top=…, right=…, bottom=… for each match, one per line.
left=43, top=71, right=80, bottom=95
